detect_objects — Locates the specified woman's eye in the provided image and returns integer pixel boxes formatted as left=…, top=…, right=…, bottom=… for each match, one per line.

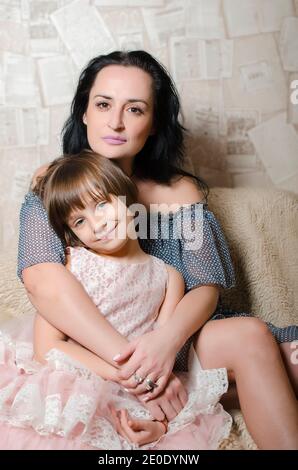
left=128, top=107, right=143, bottom=115
left=96, top=102, right=109, bottom=110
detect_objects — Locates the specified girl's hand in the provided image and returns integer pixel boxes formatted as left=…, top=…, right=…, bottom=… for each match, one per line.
left=138, top=373, right=188, bottom=422
left=114, top=328, right=181, bottom=398
left=110, top=407, right=166, bottom=447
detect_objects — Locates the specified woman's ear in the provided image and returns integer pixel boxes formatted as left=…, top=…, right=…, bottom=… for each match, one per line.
left=83, top=113, right=87, bottom=125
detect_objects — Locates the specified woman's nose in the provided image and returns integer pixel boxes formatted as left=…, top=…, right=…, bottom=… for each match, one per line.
left=108, top=108, right=125, bottom=131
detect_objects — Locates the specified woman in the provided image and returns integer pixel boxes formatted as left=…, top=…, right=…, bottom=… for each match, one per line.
left=19, top=50, right=298, bottom=449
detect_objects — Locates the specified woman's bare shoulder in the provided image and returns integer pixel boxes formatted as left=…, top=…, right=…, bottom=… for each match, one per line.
left=135, top=176, right=204, bottom=207
left=170, top=176, right=205, bottom=203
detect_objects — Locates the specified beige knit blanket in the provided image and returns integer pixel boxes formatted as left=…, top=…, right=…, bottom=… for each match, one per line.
left=209, top=187, right=298, bottom=325
left=0, top=187, right=297, bottom=449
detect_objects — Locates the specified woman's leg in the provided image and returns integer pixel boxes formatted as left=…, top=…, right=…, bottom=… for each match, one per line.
left=194, top=317, right=298, bottom=450
left=220, top=341, right=298, bottom=410
left=279, top=341, right=298, bottom=397
left=212, top=311, right=298, bottom=397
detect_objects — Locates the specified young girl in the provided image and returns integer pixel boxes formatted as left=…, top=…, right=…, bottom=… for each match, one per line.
left=18, top=50, right=298, bottom=449
left=0, top=151, right=232, bottom=450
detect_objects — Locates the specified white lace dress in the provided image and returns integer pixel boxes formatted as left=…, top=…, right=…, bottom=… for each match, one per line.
left=0, top=247, right=232, bottom=450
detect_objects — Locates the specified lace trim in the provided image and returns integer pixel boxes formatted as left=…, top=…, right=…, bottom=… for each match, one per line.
left=0, top=337, right=232, bottom=449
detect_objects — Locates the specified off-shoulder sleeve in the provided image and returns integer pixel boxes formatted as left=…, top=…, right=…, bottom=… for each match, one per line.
left=17, top=192, right=65, bottom=281
left=178, top=205, right=235, bottom=291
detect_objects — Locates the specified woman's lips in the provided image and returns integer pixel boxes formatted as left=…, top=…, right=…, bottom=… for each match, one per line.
left=102, top=136, right=127, bottom=145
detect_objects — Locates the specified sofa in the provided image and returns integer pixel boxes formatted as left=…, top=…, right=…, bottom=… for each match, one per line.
left=0, top=187, right=297, bottom=450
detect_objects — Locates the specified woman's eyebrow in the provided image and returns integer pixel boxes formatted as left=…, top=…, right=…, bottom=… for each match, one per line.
left=93, top=94, right=149, bottom=105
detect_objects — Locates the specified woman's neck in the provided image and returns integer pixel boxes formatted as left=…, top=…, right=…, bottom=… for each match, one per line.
left=116, top=157, right=134, bottom=177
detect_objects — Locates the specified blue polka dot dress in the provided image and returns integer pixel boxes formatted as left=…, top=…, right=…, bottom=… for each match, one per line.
left=18, top=193, right=298, bottom=371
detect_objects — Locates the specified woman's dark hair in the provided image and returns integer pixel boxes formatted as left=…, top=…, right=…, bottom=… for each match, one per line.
left=62, top=50, right=208, bottom=197
left=34, top=150, right=137, bottom=247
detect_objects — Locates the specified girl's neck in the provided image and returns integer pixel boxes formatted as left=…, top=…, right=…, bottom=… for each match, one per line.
left=90, top=238, right=147, bottom=264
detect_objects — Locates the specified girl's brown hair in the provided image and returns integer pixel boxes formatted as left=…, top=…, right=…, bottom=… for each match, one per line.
left=34, top=150, right=138, bottom=246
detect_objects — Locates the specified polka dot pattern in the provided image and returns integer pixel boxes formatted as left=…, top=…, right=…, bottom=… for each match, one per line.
left=17, top=192, right=65, bottom=280
left=138, top=203, right=236, bottom=293
left=17, top=193, right=298, bottom=372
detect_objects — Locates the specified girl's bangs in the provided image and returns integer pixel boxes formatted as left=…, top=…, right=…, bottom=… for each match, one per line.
left=64, top=173, right=109, bottom=214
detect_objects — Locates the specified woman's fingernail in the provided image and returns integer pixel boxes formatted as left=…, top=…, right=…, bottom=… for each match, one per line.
left=124, top=388, right=129, bottom=392
left=142, top=396, right=149, bottom=402
left=113, top=354, right=121, bottom=361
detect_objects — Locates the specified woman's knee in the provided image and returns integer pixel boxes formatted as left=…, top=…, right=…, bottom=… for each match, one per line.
left=242, top=317, right=275, bottom=347
left=234, top=317, right=281, bottom=366
left=194, top=317, right=277, bottom=370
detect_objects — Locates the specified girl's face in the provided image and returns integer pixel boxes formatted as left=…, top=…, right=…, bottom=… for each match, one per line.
left=67, top=194, right=135, bottom=256
left=83, top=65, right=155, bottom=174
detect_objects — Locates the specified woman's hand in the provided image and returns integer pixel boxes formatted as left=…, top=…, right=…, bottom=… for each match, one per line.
left=113, top=327, right=182, bottom=398
left=138, top=373, right=188, bottom=421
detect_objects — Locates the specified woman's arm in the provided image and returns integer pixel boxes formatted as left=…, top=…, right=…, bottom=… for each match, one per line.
left=19, top=190, right=129, bottom=365
left=32, top=252, right=125, bottom=380
left=114, top=177, right=222, bottom=398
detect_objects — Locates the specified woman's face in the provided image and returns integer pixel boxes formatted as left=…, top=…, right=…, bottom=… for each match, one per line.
left=83, top=65, right=154, bottom=174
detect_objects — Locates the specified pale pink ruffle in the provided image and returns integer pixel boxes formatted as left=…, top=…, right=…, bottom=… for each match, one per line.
left=0, top=315, right=232, bottom=450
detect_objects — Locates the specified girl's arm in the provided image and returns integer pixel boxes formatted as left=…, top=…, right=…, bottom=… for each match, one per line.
left=115, top=265, right=185, bottom=392
left=162, top=284, right=219, bottom=351
left=34, top=313, right=119, bottom=381
left=117, top=284, right=219, bottom=398
left=155, top=265, right=185, bottom=327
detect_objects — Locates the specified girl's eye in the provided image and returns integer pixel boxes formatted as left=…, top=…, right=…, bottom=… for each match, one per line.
left=96, top=102, right=109, bottom=110
left=128, top=107, right=143, bottom=115
left=74, top=219, right=84, bottom=228
left=96, top=201, right=107, bottom=210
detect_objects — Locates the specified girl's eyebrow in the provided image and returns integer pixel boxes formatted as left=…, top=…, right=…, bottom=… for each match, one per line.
left=93, top=94, right=149, bottom=106
left=68, top=212, right=80, bottom=224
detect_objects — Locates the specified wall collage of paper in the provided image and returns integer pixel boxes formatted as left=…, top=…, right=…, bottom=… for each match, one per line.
left=1, top=0, right=298, bottom=251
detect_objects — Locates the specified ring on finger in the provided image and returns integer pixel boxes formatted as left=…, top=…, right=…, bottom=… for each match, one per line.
left=133, top=373, right=144, bottom=385
left=145, top=378, right=158, bottom=392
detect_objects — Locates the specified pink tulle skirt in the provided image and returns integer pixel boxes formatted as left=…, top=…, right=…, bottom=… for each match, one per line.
left=0, top=314, right=232, bottom=450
